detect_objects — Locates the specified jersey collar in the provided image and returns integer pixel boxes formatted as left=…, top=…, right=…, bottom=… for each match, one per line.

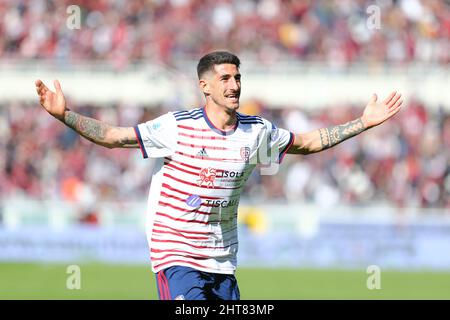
left=202, top=107, right=239, bottom=136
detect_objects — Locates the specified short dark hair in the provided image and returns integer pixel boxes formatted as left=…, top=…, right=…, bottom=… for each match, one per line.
left=197, top=51, right=240, bottom=79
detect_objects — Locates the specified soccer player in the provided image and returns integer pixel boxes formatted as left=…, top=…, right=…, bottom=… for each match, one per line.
left=35, top=51, right=403, bottom=300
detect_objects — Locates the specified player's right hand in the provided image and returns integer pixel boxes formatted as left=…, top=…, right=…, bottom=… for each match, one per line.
left=35, top=79, right=67, bottom=121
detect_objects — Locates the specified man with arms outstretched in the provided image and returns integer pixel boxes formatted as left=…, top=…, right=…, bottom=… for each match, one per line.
left=35, top=51, right=403, bottom=300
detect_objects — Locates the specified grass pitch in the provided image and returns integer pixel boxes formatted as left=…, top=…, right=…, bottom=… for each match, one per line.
left=0, top=263, right=449, bottom=299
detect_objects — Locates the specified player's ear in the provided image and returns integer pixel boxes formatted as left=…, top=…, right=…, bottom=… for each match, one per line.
left=199, top=78, right=210, bottom=96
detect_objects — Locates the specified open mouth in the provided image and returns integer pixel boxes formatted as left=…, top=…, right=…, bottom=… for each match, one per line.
left=226, top=94, right=239, bottom=103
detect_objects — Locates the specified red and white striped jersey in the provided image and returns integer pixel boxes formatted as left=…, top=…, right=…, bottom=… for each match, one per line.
left=134, top=107, right=294, bottom=274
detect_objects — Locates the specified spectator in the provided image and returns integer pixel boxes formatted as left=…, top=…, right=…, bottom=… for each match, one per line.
left=0, top=0, right=448, bottom=68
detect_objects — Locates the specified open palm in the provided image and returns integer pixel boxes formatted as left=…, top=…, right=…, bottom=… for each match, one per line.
left=362, top=91, right=403, bottom=128
left=35, top=79, right=67, bottom=120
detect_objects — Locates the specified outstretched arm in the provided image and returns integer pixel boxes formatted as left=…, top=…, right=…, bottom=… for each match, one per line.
left=35, top=79, right=138, bottom=149
left=288, top=91, right=403, bottom=155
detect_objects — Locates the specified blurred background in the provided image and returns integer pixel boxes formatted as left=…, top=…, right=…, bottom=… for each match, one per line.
left=1, top=0, right=450, bottom=299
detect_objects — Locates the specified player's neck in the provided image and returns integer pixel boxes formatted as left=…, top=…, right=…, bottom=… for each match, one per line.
left=204, top=103, right=237, bottom=131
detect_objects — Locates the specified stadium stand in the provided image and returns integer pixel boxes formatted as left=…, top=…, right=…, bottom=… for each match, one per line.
left=0, top=0, right=448, bottom=67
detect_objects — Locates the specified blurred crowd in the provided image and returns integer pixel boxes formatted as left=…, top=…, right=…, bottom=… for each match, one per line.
left=1, top=100, right=449, bottom=210
left=1, top=0, right=449, bottom=214
left=0, top=0, right=448, bottom=68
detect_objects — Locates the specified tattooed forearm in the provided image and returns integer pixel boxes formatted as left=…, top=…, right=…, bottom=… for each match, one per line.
left=319, top=118, right=366, bottom=150
left=64, top=109, right=111, bottom=146
left=62, top=110, right=138, bottom=148
left=288, top=118, right=367, bottom=155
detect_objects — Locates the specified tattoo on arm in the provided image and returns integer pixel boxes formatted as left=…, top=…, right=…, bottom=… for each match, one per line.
left=116, top=127, right=139, bottom=148
left=319, top=118, right=366, bottom=150
left=118, top=137, right=136, bottom=146
left=64, top=110, right=110, bottom=145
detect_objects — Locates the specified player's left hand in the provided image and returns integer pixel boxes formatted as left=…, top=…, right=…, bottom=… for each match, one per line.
left=361, top=91, right=403, bottom=129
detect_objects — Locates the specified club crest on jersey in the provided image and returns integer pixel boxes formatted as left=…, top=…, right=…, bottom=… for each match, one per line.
left=197, top=167, right=216, bottom=188
left=240, top=146, right=250, bottom=163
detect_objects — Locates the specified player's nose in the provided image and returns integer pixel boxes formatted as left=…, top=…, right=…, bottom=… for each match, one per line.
left=228, top=78, right=239, bottom=91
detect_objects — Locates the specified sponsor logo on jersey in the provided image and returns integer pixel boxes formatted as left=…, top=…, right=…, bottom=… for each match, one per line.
left=185, top=194, right=202, bottom=208
left=197, top=167, right=216, bottom=188
left=175, top=295, right=185, bottom=300
left=217, top=170, right=245, bottom=178
left=197, top=147, right=209, bottom=158
left=205, top=198, right=239, bottom=208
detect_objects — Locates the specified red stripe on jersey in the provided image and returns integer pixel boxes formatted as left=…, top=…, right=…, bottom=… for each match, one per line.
left=151, top=248, right=210, bottom=258
left=163, top=173, right=241, bottom=190
left=151, top=238, right=237, bottom=250
left=161, top=183, right=222, bottom=200
left=177, top=141, right=228, bottom=150
left=155, top=212, right=210, bottom=225
left=175, top=151, right=243, bottom=162
left=179, top=132, right=226, bottom=140
left=164, top=159, right=227, bottom=175
left=177, top=125, right=210, bottom=132
left=164, top=162, right=198, bottom=176
left=152, top=228, right=209, bottom=240
left=158, top=200, right=211, bottom=216
left=151, top=252, right=209, bottom=261
left=160, top=191, right=185, bottom=203
left=153, top=222, right=212, bottom=235
left=154, top=259, right=209, bottom=270
left=164, top=158, right=202, bottom=171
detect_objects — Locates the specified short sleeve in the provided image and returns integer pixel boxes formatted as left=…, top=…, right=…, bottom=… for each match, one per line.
left=134, top=112, right=177, bottom=159
left=257, top=119, right=294, bottom=164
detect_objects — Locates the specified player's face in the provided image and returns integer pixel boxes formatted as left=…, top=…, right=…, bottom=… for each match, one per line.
left=206, top=64, right=241, bottom=111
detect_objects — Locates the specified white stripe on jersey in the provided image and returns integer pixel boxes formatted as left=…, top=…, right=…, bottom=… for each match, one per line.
left=135, top=107, right=293, bottom=274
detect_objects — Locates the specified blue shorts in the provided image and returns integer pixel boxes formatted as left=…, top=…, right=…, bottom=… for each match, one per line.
left=155, top=266, right=240, bottom=300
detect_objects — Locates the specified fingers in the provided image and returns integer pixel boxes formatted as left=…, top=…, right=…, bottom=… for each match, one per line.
left=35, top=79, right=53, bottom=107
left=388, top=93, right=402, bottom=108
left=35, top=79, right=42, bottom=95
left=391, top=99, right=403, bottom=111
left=35, top=79, right=47, bottom=91
left=369, top=93, right=377, bottom=103
left=35, top=79, right=56, bottom=105
left=387, top=99, right=403, bottom=117
left=54, top=79, right=63, bottom=94
left=383, top=91, right=397, bottom=105
left=35, top=79, right=50, bottom=96
left=382, top=90, right=402, bottom=109
left=35, top=81, right=45, bottom=102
